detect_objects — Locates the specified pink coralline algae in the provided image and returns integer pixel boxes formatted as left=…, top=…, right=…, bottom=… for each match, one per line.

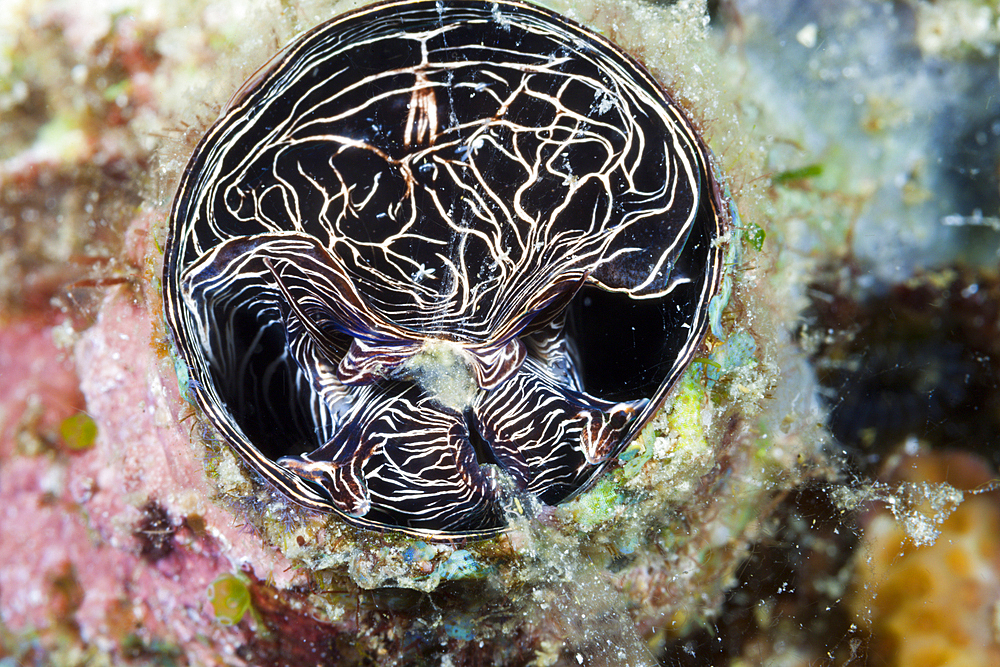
left=0, top=216, right=312, bottom=664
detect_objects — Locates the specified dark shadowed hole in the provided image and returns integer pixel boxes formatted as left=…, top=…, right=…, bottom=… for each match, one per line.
left=211, top=303, right=318, bottom=461
left=564, top=181, right=717, bottom=404
left=464, top=408, right=499, bottom=467
left=567, top=285, right=665, bottom=401
left=567, top=284, right=688, bottom=403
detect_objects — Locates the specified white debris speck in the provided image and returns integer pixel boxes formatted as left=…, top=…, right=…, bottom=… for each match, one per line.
left=796, top=23, right=818, bottom=48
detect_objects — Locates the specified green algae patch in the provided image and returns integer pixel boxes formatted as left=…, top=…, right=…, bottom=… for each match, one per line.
left=565, top=477, right=623, bottom=533
left=745, top=221, right=766, bottom=252
left=660, top=376, right=709, bottom=452
left=615, top=373, right=719, bottom=511
left=557, top=369, right=718, bottom=537
left=59, top=412, right=98, bottom=451
left=207, top=573, right=252, bottom=626
left=771, top=163, right=824, bottom=185
left=618, top=424, right=655, bottom=480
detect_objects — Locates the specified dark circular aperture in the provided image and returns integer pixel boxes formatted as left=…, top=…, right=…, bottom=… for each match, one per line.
left=163, top=0, right=726, bottom=538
